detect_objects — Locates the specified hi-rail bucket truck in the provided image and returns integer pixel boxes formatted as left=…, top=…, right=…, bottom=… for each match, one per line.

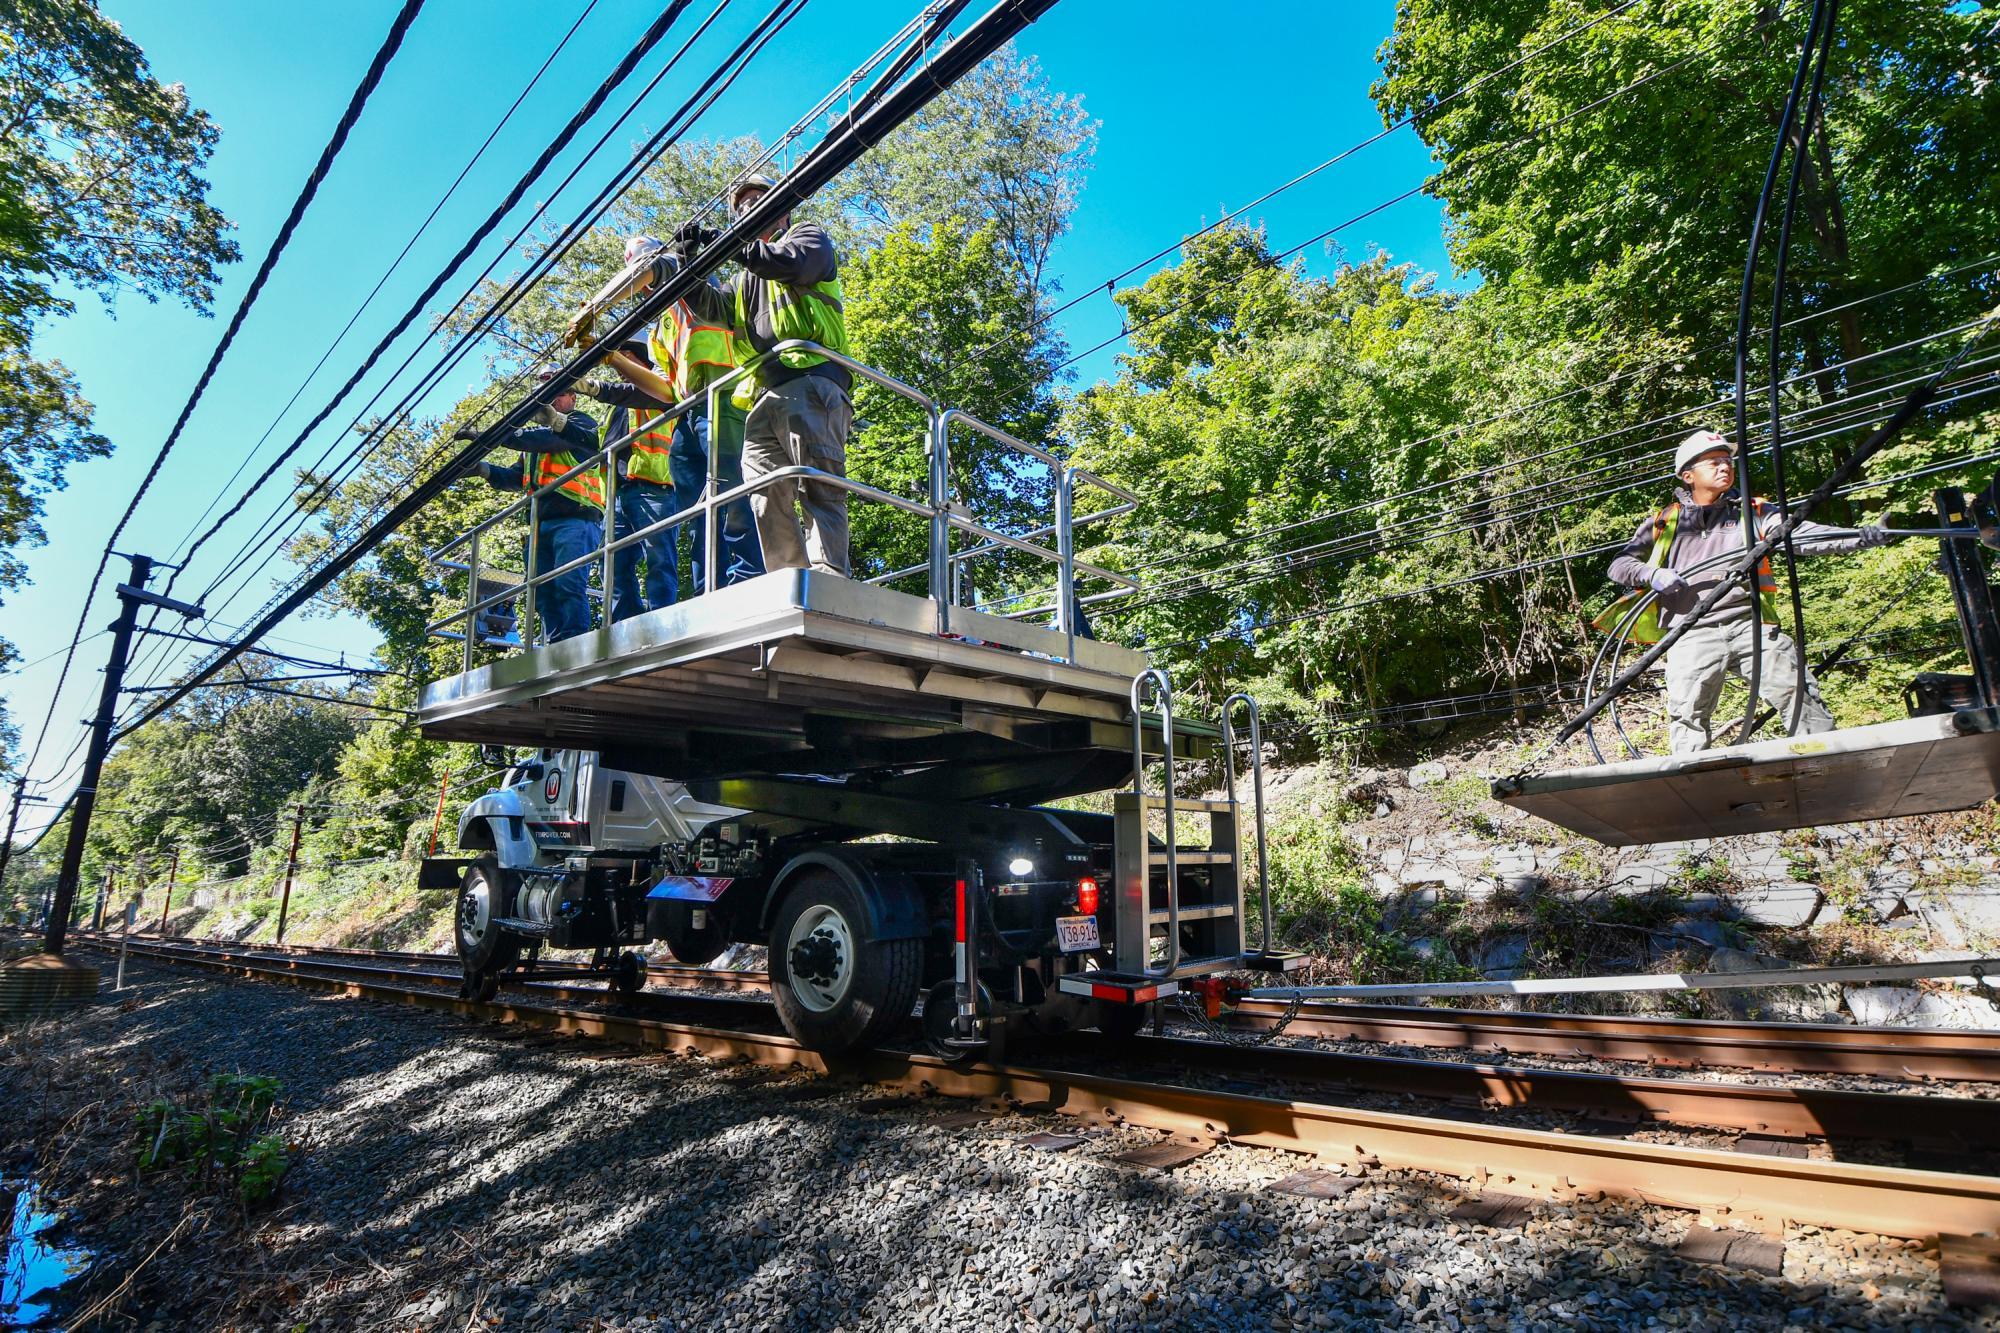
left=416, top=342, right=1301, bottom=1057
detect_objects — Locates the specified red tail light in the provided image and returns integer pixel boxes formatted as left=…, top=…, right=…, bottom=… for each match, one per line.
left=1075, top=876, right=1100, bottom=915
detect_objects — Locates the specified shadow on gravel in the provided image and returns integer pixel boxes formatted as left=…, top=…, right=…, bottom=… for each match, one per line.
left=35, top=965, right=1972, bottom=1331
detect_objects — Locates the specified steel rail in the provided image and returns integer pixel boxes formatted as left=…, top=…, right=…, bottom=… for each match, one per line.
left=85, top=935, right=2000, bottom=1240
left=95, top=937, right=2000, bottom=1143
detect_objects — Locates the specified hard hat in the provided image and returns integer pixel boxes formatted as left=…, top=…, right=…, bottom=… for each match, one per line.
left=1674, top=430, right=1734, bottom=476
left=731, top=172, right=777, bottom=217
left=624, top=234, right=665, bottom=264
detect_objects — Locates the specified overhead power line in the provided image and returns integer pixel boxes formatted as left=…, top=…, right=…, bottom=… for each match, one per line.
left=166, top=0, right=606, bottom=567
left=22, top=0, right=430, bottom=784
left=114, top=0, right=1063, bottom=743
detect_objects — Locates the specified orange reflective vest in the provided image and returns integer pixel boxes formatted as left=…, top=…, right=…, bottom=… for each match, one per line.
left=1594, top=498, right=1780, bottom=644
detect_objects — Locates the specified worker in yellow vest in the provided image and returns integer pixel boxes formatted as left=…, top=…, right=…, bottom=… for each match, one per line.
left=675, top=172, right=853, bottom=577
left=1603, top=430, right=1888, bottom=754
left=581, top=322, right=685, bottom=621
left=569, top=237, right=766, bottom=603
left=470, top=376, right=604, bottom=643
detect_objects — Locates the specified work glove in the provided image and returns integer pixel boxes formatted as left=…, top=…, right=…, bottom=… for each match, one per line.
left=531, top=404, right=570, bottom=433
left=472, top=460, right=496, bottom=482
left=1647, top=567, right=1688, bottom=596
left=1857, top=524, right=1891, bottom=548
left=674, top=220, right=721, bottom=253
left=453, top=422, right=482, bottom=442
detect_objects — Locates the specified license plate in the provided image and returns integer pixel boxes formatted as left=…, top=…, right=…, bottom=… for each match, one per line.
left=1055, top=914, right=1101, bottom=954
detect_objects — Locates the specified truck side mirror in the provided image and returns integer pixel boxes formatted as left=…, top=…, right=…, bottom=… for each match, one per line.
left=479, top=744, right=514, bottom=769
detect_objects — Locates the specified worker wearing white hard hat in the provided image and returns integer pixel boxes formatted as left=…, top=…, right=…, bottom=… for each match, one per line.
left=1599, top=430, right=1892, bottom=755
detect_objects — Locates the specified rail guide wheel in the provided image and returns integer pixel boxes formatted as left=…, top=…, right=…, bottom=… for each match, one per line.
left=611, top=950, right=646, bottom=998
left=921, top=979, right=1003, bottom=1064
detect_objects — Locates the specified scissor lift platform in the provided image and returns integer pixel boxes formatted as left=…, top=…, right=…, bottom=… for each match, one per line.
left=1493, top=706, right=2000, bottom=847
left=419, top=570, right=1172, bottom=782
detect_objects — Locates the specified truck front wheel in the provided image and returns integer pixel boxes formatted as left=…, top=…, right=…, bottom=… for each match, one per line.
left=456, top=857, right=522, bottom=977
left=768, top=870, right=920, bottom=1054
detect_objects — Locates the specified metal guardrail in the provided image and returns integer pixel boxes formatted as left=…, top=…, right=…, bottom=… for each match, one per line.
left=425, top=340, right=1139, bottom=669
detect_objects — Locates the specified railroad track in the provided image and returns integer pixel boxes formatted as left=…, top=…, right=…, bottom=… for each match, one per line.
left=71, top=934, right=2000, bottom=1243
left=104, top=931, right=2000, bottom=1081
left=86, top=936, right=2000, bottom=1143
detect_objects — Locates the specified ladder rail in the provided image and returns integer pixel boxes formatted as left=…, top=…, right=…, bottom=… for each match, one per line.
left=1221, top=691, right=1271, bottom=956
left=1129, top=668, right=1179, bottom=977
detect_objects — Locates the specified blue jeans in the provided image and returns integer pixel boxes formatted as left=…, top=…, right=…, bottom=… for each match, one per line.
left=680, top=406, right=764, bottom=591
left=612, top=409, right=763, bottom=621
left=533, top=515, right=599, bottom=642
left=612, top=480, right=683, bottom=622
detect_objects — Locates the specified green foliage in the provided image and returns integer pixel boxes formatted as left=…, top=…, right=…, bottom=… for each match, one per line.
left=0, top=0, right=237, bottom=767
left=843, top=218, right=1057, bottom=592
left=134, top=1073, right=291, bottom=1205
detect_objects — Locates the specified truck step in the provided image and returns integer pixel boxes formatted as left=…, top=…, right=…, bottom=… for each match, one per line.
left=1239, top=949, right=1309, bottom=973
left=492, top=917, right=556, bottom=938
left=1056, top=971, right=1179, bottom=1004
left=1135, top=795, right=1236, bottom=814
left=1148, top=849, right=1235, bottom=866
left=1146, top=903, right=1237, bottom=923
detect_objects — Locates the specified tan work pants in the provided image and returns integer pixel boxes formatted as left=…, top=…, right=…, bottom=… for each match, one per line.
left=741, top=375, right=854, bottom=577
left=1663, top=616, right=1834, bottom=755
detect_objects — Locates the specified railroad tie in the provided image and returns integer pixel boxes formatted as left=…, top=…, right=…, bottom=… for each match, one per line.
left=1449, top=1193, right=1540, bottom=1229
left=1266, top=1170, right=1365, bottom=1200
left=1939, top=1234, right=2000, bottom=1308
left=1675, top=1226, right=1783, bottom=1276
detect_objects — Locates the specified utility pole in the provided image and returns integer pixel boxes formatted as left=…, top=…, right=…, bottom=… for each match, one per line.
left=92, top=866, right=114, bottom=931
left=274, top=804, right=304, bottom=945
left=44, top=553, right=203, bottom=956
left=157, top=846, right=181, bottom=935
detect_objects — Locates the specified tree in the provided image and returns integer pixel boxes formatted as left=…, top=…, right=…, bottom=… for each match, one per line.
left=1371, top=0, right=1999, bottom=384
left=843, top=218, right=1060, bottom=593
left=1, top=0, right=238, bottom=312
left=0, top=0, right=239, bottom=767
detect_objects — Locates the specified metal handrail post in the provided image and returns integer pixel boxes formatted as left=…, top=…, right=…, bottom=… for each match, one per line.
left=522, top=492, right=541, bottom=645
left=463, top=529, right=481, bottom=675
left=600, top=439, right=621, bottom=622
left=704, top=382, right=723, bottom=595
left=928, top=404, right=951, bottom=635
left=1130, top=668, right=1179, bottom=977
left=1221, top=692, right=1272, bottom=954
left=1055, top=465, right=1077, bottom=659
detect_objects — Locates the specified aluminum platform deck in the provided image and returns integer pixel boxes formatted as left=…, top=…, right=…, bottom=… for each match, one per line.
left=1493, top=707, right=2000, bottom=846
left=420, top=570, right=1177, bottom=786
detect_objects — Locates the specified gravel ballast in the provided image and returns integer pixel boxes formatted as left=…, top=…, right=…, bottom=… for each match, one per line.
left=3, top=960, right=1995, bottom=1331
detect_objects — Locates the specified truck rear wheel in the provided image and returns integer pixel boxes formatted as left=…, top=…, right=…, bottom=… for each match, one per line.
left=457, top=857, right=522, bottom=976
left=768, top=870, right=920, bottom=1054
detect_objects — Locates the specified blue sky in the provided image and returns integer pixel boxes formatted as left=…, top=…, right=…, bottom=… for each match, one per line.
left=5, top=0, right=1456, bottom=808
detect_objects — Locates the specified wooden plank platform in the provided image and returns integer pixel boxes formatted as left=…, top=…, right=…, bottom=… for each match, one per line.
left=1494, top=708, right=2000, bottom=847
left=420, top=571, right=1173, bottom=783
